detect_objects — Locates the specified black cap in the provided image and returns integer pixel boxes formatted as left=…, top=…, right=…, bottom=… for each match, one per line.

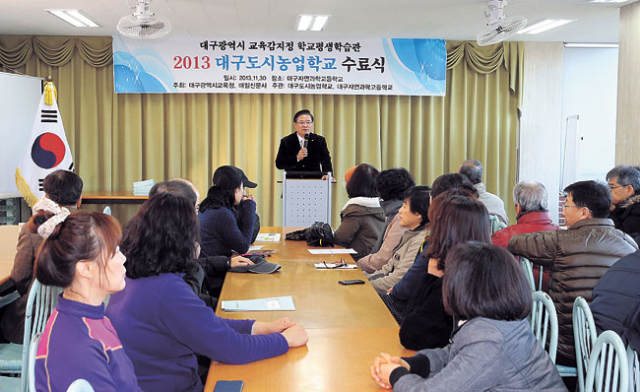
left=234, top=167, right=257, bottom=188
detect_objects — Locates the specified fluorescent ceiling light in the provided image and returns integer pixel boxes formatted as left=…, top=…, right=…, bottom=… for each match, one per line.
left=590, top=0, right=630, bottom=3
left=564, top=42, right=619, bottom=48
left=518, top=19, right=573, bottom=35
left=310, top=16, right=330, bottom=31
left=297, top=15, right=330, bottom=31
left=47, top=10, right=100, bottom=28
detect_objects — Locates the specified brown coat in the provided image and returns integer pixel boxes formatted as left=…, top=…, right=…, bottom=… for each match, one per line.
left=1, top=225, right=43, bottom=343
left=508, top=218, right=637, bottom=362
left=333, top=201, right=385, bottom=261
left=357, top=214, right=408, bottom=273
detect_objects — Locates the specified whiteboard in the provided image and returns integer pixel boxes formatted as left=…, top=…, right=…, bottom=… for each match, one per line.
left=0, top=72, right=43, bottom=198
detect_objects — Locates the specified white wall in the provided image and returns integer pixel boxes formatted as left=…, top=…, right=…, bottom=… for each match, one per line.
left=561, top=47, right=618, bottom=181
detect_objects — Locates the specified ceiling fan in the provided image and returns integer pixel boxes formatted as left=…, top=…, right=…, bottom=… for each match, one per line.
left=117, top=0, right=172, bottom=39
left=476, top=0, right=527, bottom=46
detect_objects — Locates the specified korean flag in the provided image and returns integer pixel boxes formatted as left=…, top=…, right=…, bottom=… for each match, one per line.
left=15, top=82, right=74, bottom=207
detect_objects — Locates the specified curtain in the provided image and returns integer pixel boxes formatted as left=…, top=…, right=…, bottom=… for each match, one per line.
left=0, top=36, right=523, bottom=225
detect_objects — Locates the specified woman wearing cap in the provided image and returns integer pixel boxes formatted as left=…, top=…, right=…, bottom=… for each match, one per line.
left=105, top=192, right=308, bottom=392
left=32, top=204, right=140, bottom=391
left=370, top=243, right=565, bottom=391
left=198, top=165, right=256, bottom=257
left=333, top=164, right=385, bottom=260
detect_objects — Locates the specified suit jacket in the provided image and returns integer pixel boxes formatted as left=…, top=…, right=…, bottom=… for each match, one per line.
left=275, top=132, right=333, bottom=173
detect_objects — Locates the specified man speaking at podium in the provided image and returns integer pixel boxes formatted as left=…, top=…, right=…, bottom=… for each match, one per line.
left=275, top=109, right=333, bottom=179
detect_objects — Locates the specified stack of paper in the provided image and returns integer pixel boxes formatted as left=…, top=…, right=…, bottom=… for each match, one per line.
left=133, top=179, right=155, bottom=196
left=221, top=296, right=296, bottom=311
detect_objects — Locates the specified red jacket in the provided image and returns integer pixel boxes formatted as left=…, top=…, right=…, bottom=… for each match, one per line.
left=492, top=211, right=558, bottom=291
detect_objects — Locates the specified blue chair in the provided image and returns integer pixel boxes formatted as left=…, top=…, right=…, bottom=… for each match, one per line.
left=0, top=282, right=23, bottom=374
left=520, top=257, right=536, bottom=292
left=20, top=280, right=62, bottom=392
left=27, top=333, right=41, bottom=392
left=530, top=291, right=558, bottom=363
left=572, top=296, right=599, bottom=392
left=584, top=330, right=629, bottom=392
left=628, top=346, right=640, bottom=392
left=102, top=206, right=111, bottom=216
left=489, top=214, right=506, bottom=234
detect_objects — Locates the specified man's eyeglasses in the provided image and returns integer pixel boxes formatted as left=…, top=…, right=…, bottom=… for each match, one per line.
left=609, top=184, right=629, bottom=190
left=323, top=259, right=347, bottom=269
left=296, top=121, right=313, bottom=125
left=563, top=204, right=582, bottom=210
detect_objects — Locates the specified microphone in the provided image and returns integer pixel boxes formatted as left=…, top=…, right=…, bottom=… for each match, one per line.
left=303, top=133, right=309, bottom=149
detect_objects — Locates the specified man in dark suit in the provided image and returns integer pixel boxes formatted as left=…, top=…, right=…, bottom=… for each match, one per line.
left=275, top=109, right=333, bottom=178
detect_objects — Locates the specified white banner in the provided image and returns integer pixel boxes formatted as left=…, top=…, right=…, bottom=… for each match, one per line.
left=113, top=36, right=446, bottom=96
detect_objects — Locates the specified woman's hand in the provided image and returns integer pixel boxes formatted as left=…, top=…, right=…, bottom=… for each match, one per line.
left=253, top=317, right=295, bottom=335
left=281, top=324, right=308, bottom=347
left=230, top=255, right=254, bottom=268
left=370, top=353, right=409, bottom=389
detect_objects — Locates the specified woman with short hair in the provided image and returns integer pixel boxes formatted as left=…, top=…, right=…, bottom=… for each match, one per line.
left=33, top=207, right=139, bottom=391
left=371, top=243, right=565, bottom=391
left=105, top=192, right=307, bottom=392
left=333, top=163, right=385, bottom=260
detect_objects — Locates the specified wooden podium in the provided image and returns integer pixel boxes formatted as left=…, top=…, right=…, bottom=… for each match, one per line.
left=282, top=172, right=332, bottom=227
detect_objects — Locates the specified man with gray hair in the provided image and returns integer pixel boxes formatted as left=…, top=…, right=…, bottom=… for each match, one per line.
left=492, top=181, right=557, bottom=248
left=492, top=181, right=558, bottom=290
left=607, top=165, right=640, bottom=243
left=458, top=159, right=508, bottom=224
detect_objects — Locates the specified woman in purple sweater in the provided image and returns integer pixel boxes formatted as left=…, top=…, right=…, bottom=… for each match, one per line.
left=105, top=192, right=308, bottom=392
left=33, top=206, right=139, bottom=391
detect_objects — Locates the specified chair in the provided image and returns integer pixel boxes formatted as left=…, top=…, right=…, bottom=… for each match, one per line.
left=27, top=333, right=41, bottom=392
left=20, top=280, right=62, bottom=392
left=628, top=346, right=640, bottom=392
left=102, top=206, right=111, bottom=216
left=584, top=330, right=629, bottom=392
left=66, top=379, right=95, bottom=392
left=530, top=291, right=558, bottom=363
left=520, top=257, right=536, bottom=292
left=489, top=214, right=507, bottom=234
left=0, top=280, right=23, bottom=374
left=573, top=296, right=599, bottom=392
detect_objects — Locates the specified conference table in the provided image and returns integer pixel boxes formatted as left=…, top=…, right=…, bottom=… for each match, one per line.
left=0, top=225, right=19, bottom=285
left=205, top=227, right=413, bottom=392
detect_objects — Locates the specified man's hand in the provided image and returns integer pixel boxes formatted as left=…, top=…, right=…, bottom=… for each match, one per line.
left=297, top=148, right=307, bottom=162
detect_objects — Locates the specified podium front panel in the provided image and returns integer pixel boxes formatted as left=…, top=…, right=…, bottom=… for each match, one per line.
left=282, top=175, right=331, bottom=227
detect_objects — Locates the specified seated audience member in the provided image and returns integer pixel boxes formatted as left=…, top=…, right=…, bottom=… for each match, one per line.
left=366, top=186, right=430, bottom=295
left=459, top=159, right=509, bottom=224
left=607, top=165, right=640, bottom=243
left=429, top=173, right=478, bottom=199
left=399, top=193, right=491, bottom=350
left=591, top=248, right=640, bottom=337
left=357, top=168, right=415, bottom=273
left=199, top=165, right=257, bottom=257
left=370, top=243, right=565, bottom=391
left=147, top=180, right=253, bottom=307
left=1, top=170, right=83, bottom=344
left=509, top=180, right=637, bottom=367
left=492, top=181, right=558, bottom=291
left=105, top=193, right=307, bottom=392
left=333, top=164, right=385, bottom=260
left=34, top=210, right=140, bottom=391
left=386, top=173, right=478, bottom=309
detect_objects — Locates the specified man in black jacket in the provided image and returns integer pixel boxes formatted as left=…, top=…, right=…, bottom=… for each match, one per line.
left=275, top=109, right=333, bottom=178
left=607, top=165, right=640, bottom=244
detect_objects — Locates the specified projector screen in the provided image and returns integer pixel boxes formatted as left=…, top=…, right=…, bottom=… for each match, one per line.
left=0, top=72, right=43, bottom=198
